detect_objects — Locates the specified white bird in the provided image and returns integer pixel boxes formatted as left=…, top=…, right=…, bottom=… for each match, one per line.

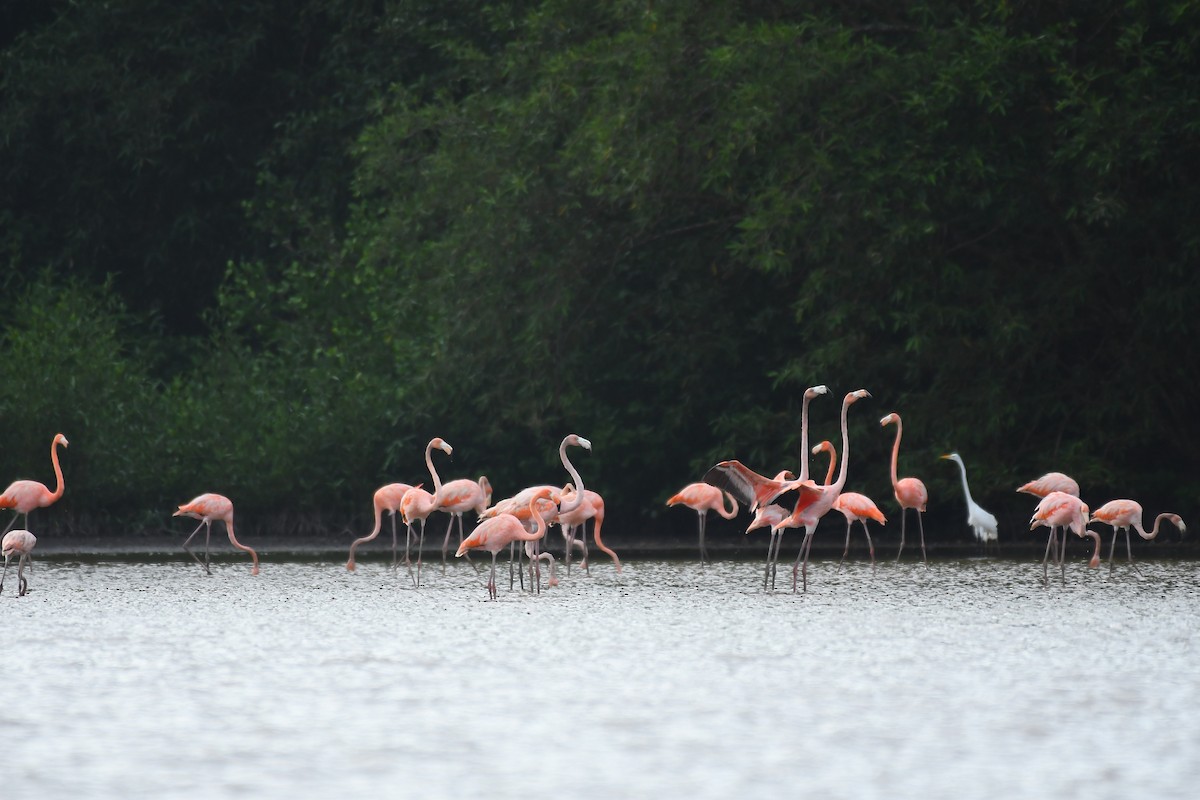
left=941, top=453, right=998, bottom=550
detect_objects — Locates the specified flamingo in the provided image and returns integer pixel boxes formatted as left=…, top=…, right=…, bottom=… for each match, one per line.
left=346, top=482, right=418, bottom=573
left=456, top=487, right=556, bottom=600
left=400, top=437, right=454, bottom=587
left=172, top=493, right=259, bottom=576
left=812, top=440, right=885, bottom=572
left=773, top=390, right=870, bottom=592
left=1017, top=472, right=1080, bottom=498
left=940, top=453, right=999, bottom=551
left=1090, top=499, right=1186, bottom=573
left=880, top=412, right=929, bottom=565
left=436, top=475, right=492, bottom=568
left=666, top=483, right=738, bottom=563
left=557, top=486, right=621, bottom=573
left=1, top=529, right=36, bottom=596
left=1, top=433, right=69, bottom=535
left=796, top=384, right=829, bottom=481
left=1030, top=491, right=1095, bottom=584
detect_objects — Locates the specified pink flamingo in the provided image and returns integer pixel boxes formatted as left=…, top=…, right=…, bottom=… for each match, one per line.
left=400, top=437, right=454, bottom=587
left=346, top=482, right=418, bottom=573
left=776, top=389, right=870, bottom=592
left=1090, top=499, right=1186, bottom=573
left=1017, top=472, right=1080, bottom=498
left=1030, top=491, right=1097, bottom=584
left=1, top=433, right=69, bottom=535
left=173, top=493, right=260, bottom=576
left=666, top=483, right=738, bottom=563
left=557, top=486, right=621, bottom=573
left=436, top=475, right=492, bottom=568
left=1, top=529, right=36, bottom=596
left=813, top=440, right=886, bottom=572
left=880, top=412, right=929, bottom=564
left=456, top=487, right=556, bottom=600
left=795, top=384, right=829, bottom=481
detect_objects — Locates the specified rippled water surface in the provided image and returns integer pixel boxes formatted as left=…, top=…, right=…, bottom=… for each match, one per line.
left=4, top=555, right=1198, bottom=799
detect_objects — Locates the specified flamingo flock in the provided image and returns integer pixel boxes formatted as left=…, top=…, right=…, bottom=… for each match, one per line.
left=0, top=403, right=1189, bottom=600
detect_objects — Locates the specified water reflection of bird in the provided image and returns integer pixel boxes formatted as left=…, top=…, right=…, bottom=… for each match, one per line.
left=813, top=440, right=885, bottom=572
left=880, top=412, right=928, bottom=564
left=1, top=529, right=36, bottom=596
left=1090, top=499, right=1186, bottom=573
left=940, top=453, right=999, bottom=552
left=1030, top=491, right=1096, bottom=584
left=457, top=487, right=556, bottom=599
left=1, top=433, right=69, bottom=535
left=401, top=437, right=454, bottom=587
left=346, top=482, right=418, bottom=573
left=173, top=493, right=259, bottom=576
left=666, top=483, right=738, bottom=564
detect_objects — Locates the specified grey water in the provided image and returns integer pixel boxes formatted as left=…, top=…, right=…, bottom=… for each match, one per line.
left=2, top=554, right=1197, bottom=799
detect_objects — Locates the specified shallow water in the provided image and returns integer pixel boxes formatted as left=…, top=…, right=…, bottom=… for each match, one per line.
left=3, top=554, right=1198, bottom=799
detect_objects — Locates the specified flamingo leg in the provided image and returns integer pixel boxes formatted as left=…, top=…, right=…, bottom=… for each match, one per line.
left=697, top=511, right=708, bottom=565
left=488, top=552, right=499, bottom=600
left=764, top=531, right=780, bottom=591
left=838, top=518, right=852, bottom=572
left=581, top=521, right=591, bottom=573
left=792, top=530, right=814, bottom=593
left=1, top=513, right=19, bottom=537
left=404, top=523, right=417, bottom=587
left=181, top=520, right=213, bottom=575
left=0, top=554, right=11, bottom=594
left=564, top=524, right=574, bottom=575
left=1107, top=529, right=1119, bottom=572
left=459, top=515, right=480, bottom=572
left=441, top=514, right=455, bottom=571
left=415, top=520, right=425, bottom=588
left=896, top=510, right=907, bottom=562
left=916, top=511, right=928, bottom=566
left=860, top=521, right=876, bottom=574
left=1041, top=528, right=1056, bottom=586
left=18, top=554, right=29, bottom=596
left=389, top=513, right=399, bottom=570
left=1124, top=528, right=1142, bottom=575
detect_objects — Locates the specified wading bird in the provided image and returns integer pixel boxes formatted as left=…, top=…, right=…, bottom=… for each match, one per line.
left=457, top=487, right=556, bottom=600
left=666, top=483, right=738, bottom=564
left=173, top=493, right=259, bottom=576
left=778, top=389, right=871, bottom=592
left=1030, top=491, right=1095, bottom=584
left=1089, top=499, right=1186, bottom=573
left=1017, top=472, right=1080, bottom=498
left=1, top=529, right=36, bottom=596
left=813, top=440, right=885, bottom=572
left=941, top=453, right=999, bottom=552
left=436, top=475, right=492, bottom=568
left=400, top=437, right=454, bottom=587
left=1, top=433, right=69, bottom=535
left=880, top=413, right=928, bottom=564
left=346, top=482, right=418, bottom=573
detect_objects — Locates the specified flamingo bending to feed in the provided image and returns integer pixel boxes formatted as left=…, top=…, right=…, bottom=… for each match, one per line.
left=940, top=453, right=999, bottom=550
left=880, top=412, right=929, bottom=564
left=173, top=493, right=259, bottom=576
left=346, top=482, right=418, bottom=573
left=557, top=486, right=620, bottom=573
left=812, top=440, right=885, bottom=572
left=436, top=475, right=492, bottom=568
left=1, top=433, right=69, bottom=535
left=400, top=437, right=454, bottom=587
left=1017, top=472, right=1080, bottom=498
left=775, top=389, right=870, bottom=592
left=457, top=487, right=556, bottom=600
left=1030, top=491, right=1097, bottom=584
left=1090, top=499, right=1186, bottom=573
left=666, top=483, right=738, bottom=563
left=1, top=530, right=36, bottom=596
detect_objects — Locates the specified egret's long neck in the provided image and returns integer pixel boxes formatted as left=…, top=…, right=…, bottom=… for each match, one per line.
left=955, top=460, right=974, bottom=505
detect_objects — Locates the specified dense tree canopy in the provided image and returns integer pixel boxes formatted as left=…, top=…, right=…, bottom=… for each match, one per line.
left=2, top=0, right=1197, bottom=544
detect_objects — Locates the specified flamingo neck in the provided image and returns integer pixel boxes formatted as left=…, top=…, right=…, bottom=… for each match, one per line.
left=49, top=438, right=66, bottom=502
left=799, top=393, right=814, bottom=482
left=716, top=493, right=739, bottom=519
left=522, top=496, right=549, bottom=541
left=823, top=447, right=837, bottom=486
left=224, top=515, right=260, bottom=575
left=1085, top=531, right=1101, bottom=568
left=558, top=440, right=585, bottom=514
left=426, top=442, right=445, bottom=506
left=1140, top=513, right=1169, bottom=540
left=889, top=421, right=902, bottom=488
left=832, top=397, right=852, bottom=494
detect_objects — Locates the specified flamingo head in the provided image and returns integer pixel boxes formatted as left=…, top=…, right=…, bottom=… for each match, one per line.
left=566, top=434, right=592, bottom=451
left=811, top=441, right=834, bottom=456
left=804, top=385, right=828, bottom=400
left=430, top=437, right=452, bottom=456
left=880, top=412, right=899, bottom=427
left=846, top=389, right=870, bottom=406
left=54, top=433, right=70, bottom=448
